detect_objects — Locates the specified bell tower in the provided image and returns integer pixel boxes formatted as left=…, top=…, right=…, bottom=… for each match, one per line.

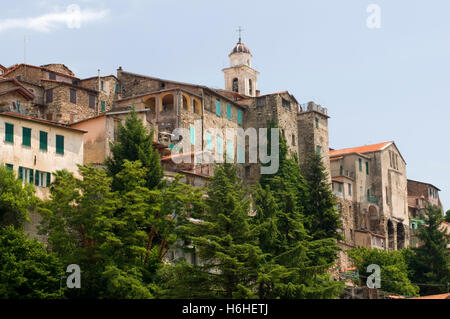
left=222, top=29, right=259, bottom=97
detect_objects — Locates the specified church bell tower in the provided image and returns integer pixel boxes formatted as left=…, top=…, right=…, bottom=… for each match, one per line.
left=222, top=30, right=259, bottom=97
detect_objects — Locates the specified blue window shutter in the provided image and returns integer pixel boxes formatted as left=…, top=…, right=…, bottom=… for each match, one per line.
left=217, top=136, right=223, bottom=155
left=216, top=100, right=221, bottom=116
left=206, top=132, right=212, bottom=150
left=190, top=126, right=195, bottom=145
left=237, top=146, right=244, bottom=163
left=237, top=110, right=242, bottom=125
left=227, top=104, right=231, bottom=120
left=227, top=140, right=233, bottom=159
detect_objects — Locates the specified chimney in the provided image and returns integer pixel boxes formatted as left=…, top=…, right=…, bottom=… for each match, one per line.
left=117, top=66, right=122, bottom=79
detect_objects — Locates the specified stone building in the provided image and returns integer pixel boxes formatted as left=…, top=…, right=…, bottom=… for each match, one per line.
left=0, top=63, right=118, bottom=123
left=407, top=179, right=442, bottom=247
left=330, top=141, right=409, bottom=251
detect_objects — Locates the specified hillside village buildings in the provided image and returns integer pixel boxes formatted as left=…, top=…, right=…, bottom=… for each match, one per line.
left=0, top=38, right=445, bottom=263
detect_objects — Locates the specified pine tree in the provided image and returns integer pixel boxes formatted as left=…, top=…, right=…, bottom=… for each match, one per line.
left=409, top=205, right=450, bottom=295
left=160, top=163, right=264, bottom=298
left=105, top=109, right=163, bottom=191
left=253, top=131, right=343, bottom=298
left=303, top=151, right=342, bottom=241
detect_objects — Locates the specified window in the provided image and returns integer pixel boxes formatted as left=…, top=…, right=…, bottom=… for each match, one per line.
left=366, top=161, right=369, bottom=175
left=101, top=101, right=106, bottom=112
left=339, top=165, right=343, bottom=176
left=227, top=140, right=233, bottom=159
left=35, top=170, right=51, bottom=187
left=206, top=131, right=212, bottom=150
left=40, top=131, right=48, bottom=151
left=49, top=72, right=56, bottom=80
left=237, top=145, right=244, bottom=163
left=46, top=89, right=53, bottom=103
left=216, top=100, right=221, bottom=116
left=348, top=183, right=352, bottom=196
left=101, top=81, right=104, bottom=91
left=114, top=84, right=119, bottom=94
left=237, top=110, right=242, bottom=125
left=338, top=183, right=342, bottom=193
left=315, top=117, right=319, bottom=128
left=89, top=95, right=95, bottom=109
left=358, top=158, right=362, bottom=171
left=232, top=78, right=238, bottom=92
left=18, top=166, right=33, bottom=184
left=216, top=136, right=223, bottom=155
left=282, top=98, right=291, bottom=110
left=292, top=134, right=296, bottom=146
left=56, top=135, right=64, bottom=155
left=316, top=145, right=322, bottom=155
left=227, top=104, right=231, bottom=120
left=5, top=164, right=13, bottom=171
left=249, top=79, right=253, bottom=96
left=69, top=88, right=76, bottom=103
left=22, top=127, right=31, bottom=147
left=5, top=123, right=14, bottom=143
left=190, top=126, right=195, bottom=145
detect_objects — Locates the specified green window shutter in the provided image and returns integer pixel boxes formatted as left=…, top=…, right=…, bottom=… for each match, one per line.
left=18, top=166, right=23, bottom=180
left=227, top=140, right=233, bottom=159
left=237, top=146, right=244, bottom=163
left=35, top=170, right=40, bottom=186
left=22, top=127, right=31, bottom=147
left=366, top=162, right=369, bottom=175
left=29, top=169, right=33, bottom=184
left=101, top=101, right=106, bottom=111
left=56, top=135, right=64, bottom=154
left=237, top=110, right=242, bottom=125
left=40, top=131, right=48, bottom=151
left=359, top=158, right=362, bottom=171
left=190, top=126, right=195, bottom=145
left=5, top=164, right=13, bottom=170
left=5, top=123, right=14, bottom=143
left=216, top=100, right=221, bottom=116
left=46, top=172, right=51, bottom=186
left=227, top=104, right=231, bottom=120
left=217, top=136, right=223, bottom=155
left=206, top=131, right=212, bottom=150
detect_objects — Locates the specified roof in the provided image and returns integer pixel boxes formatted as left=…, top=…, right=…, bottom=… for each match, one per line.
left=407, top=179, right=441, bottom=192
left=0, top=112, right=87, bottom=133
left=0, top=79, right=35, bottom=100
left=330, top=141, right=393, bottom=158
left=230, top=40, right=251, bottom=55
left=42, top=79, right=99, bottom=93
left=2, top=63, right=79, bottom=79
left=410, top=293, right=450, bottom=300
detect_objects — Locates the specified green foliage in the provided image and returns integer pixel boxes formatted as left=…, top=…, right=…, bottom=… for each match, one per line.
left=408, top=205, right=450, bottom=295
left=0, top=164, right=37, bottom=228
left=303, top=151, right=342, bottom=241
left=253, top=131, right=343, bottom=298
left=105, top=109, right=163, bottom=191
left=0, top=226, right=63, bottom=298
left=160, top=163, right=264, bottom=299
left=445, top=209, right=450, bottom=223
left=348, top=247, right=419, bottom=297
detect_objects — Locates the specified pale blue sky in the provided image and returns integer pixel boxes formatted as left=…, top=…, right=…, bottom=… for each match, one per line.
left=1, top=0, right=449, bottom=210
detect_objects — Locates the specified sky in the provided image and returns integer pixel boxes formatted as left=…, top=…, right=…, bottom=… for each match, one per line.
left=1, top=0, right=449, bottom=211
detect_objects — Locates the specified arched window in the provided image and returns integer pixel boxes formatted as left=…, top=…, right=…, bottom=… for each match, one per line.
left=232, top=78, right=238, bottom=93
left=249, top=79, right=253, bottom=96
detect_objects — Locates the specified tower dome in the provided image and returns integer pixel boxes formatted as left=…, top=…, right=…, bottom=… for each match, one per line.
left=230, top=40, right=251, bottom=55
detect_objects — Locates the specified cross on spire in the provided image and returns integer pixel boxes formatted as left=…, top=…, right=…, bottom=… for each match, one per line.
left=236, top=26, right=244, bottom=43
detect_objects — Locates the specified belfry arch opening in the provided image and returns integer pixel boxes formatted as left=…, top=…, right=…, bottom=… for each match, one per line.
left=232, top=78, right=238, bottom=93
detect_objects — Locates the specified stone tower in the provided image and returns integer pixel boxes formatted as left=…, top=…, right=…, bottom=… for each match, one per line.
left=222, top=37, right=259, bottom=97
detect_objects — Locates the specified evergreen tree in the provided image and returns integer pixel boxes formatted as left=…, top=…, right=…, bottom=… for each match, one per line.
left=105, top=109, right=163, bottom=191
left=0, top=226, right=63, bottom=298
left=0, top=164, right=37, bottom=228
left=159, top=163, right=264, bottom=298
left=303, top=151, right=342, bottom=241
left=445, top=210, right=450, bottom=223
left=408, top=205, right=450, bottom=295
left=253, top=130, right=343, bottom=298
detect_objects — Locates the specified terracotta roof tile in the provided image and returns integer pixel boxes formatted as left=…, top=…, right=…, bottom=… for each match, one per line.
left=330, top=141, right=393, bottom=158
